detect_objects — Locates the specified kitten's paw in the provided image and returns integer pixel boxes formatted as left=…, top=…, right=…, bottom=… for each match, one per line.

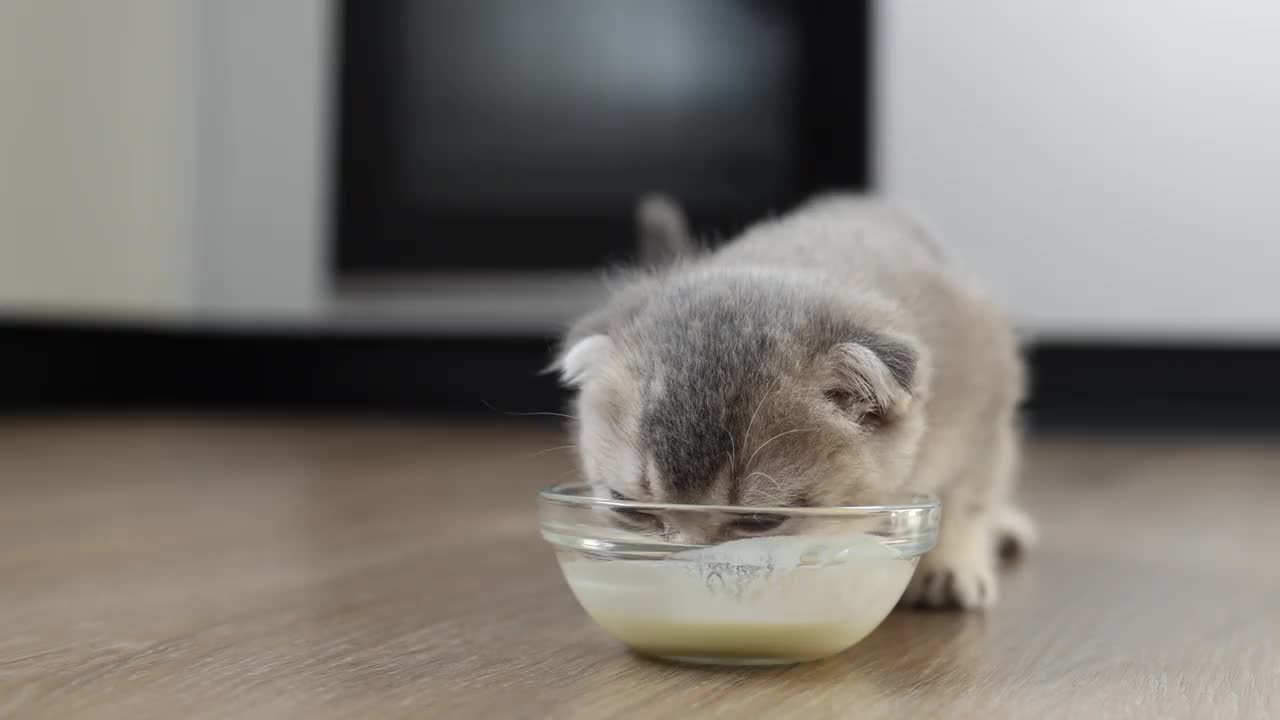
left=994, top=503, right=1037, bottom=562
left=900, top=552, right=997, bottom=610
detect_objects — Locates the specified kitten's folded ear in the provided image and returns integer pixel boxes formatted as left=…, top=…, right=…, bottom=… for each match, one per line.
left=550, top=334, right=612, bottom=387
left=824, top=332, right=927, bottom=422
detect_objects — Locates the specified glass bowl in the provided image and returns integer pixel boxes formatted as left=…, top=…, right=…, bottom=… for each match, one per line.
left=539, top=483, right=940, bottom=666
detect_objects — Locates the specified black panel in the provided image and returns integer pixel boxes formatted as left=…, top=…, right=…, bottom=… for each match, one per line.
left=334, top=0, right=872, bottom=273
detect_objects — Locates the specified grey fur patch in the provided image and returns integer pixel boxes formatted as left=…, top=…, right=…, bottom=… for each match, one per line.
left=634, top=287, right=772, bottom=499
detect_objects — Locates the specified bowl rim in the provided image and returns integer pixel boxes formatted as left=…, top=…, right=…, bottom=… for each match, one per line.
left=539, top=482, right=940, bottom=517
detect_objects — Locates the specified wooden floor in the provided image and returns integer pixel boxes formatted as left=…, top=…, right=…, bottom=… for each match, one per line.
left=1, top=419, right=1278, bottom=719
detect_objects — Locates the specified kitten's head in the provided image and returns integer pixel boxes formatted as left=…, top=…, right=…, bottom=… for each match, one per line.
left=555, top=271, right=931, bottom=543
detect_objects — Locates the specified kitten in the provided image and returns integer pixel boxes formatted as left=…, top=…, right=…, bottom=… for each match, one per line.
left=554, top=193, right=1034, bottom=609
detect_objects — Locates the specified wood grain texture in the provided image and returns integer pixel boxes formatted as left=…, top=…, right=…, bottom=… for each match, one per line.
left=1, top=419, right=1278, bottom=719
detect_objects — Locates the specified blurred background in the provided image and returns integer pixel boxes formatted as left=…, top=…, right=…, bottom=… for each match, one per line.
left=2, top=0, right=1278, bottom=426
left=5, top=6, right=1279, bottom=711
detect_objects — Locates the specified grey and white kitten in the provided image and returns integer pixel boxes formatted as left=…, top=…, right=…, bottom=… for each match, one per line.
left=554, top=194, right=1034, bottom=610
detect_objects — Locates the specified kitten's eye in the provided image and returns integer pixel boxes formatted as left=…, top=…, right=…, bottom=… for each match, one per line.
left=726, top=513, right=788, bottom=536
left=609, top=490, right=662, bottom=528
left=612, top=508, right=662, bottom=527
left=824, top=387, right=882, bottom=423
left=822, top=388, right=857, bottom=411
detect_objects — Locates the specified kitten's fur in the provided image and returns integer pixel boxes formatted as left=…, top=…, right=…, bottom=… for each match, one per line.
left=556, top=194, right=1033, bottom=609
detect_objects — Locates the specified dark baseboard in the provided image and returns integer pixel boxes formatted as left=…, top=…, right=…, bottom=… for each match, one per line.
left=2, top=319, right=1277, bottom=430
left=1025, top=343, right=1279, bottom=430
left=0, top=319, right=563, bottom=416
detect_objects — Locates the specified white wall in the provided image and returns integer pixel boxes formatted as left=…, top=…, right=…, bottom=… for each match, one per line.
left=879, top=0, right=1280, bottom=340
left=193, top=0, right=330, bottom=319
left=0, top=0, right=330, bottom=323
left=0, top=0, right=199, bottom=317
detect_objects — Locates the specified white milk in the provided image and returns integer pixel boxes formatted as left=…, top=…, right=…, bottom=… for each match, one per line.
left=561, top=534, right=914, bottom=663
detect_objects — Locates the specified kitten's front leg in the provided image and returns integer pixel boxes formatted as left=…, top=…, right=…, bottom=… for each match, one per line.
left=900, top=492, right=998, bottom=610
left=901, top=409, right=1026, bottom=610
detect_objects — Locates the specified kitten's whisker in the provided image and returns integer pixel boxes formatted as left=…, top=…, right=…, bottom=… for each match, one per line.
left=508, top=411, right=579, bottom=420
left=745, top=470, right=779, bottom=486
left=481, top=400, right=578, bottom=421
left=724, top=425, right=737, bottom=469
left=741, top=376, right=780, bottom=455
left=743, top=470, right=785, bottom=502
left=530, top=444, right=576, bottom=458
left=746, top=427, right=819, bottom=469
